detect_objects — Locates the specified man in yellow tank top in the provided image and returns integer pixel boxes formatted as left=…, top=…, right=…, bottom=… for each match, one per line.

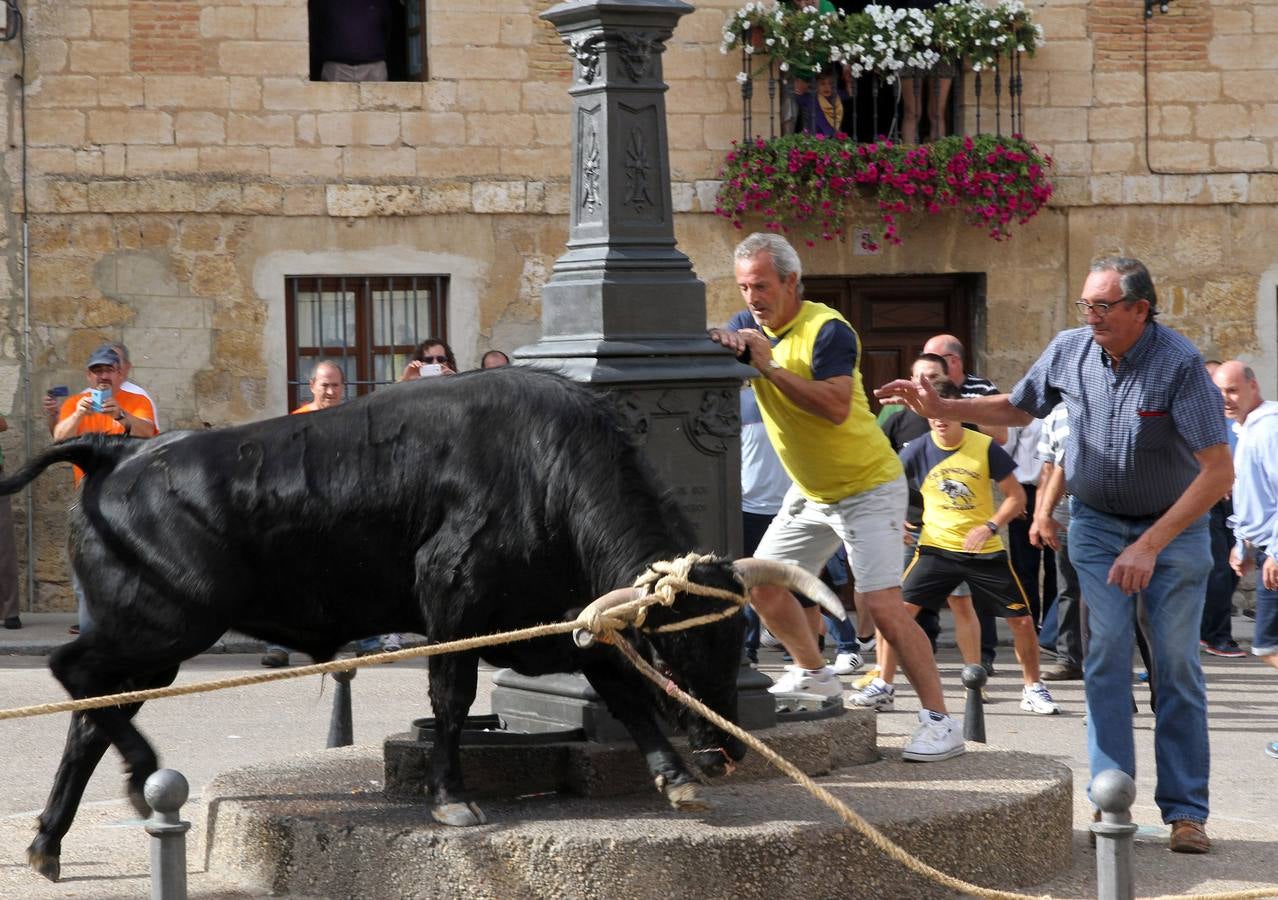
left=710, top=233, right=963, bottom=762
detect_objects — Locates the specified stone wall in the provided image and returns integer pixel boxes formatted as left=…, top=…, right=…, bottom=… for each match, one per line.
left=0, top=0, right=1276, bottom=608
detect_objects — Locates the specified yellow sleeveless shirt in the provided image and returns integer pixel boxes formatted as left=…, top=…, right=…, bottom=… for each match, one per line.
left=752, top=301, right=903, bottom=503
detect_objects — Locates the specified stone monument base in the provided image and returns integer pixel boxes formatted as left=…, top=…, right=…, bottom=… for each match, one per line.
left=205, top=737, right=1072, bottom=899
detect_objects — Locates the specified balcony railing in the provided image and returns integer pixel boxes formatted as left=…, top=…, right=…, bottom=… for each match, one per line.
left=739, top=52, right=1026, bottom=145
left=723, top=1, right=1042, bottom=145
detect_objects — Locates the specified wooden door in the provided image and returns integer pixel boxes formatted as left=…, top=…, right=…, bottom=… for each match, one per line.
left=804, top=274, right=978, bottom=412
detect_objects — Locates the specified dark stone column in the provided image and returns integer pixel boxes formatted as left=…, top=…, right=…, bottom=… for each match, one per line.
left=515, top=0, right=751, bottom=555
left=497, top=0, right=768, bottom=737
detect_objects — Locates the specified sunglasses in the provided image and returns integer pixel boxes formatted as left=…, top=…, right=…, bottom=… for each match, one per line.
left=417, top=355, right=449, bottom=364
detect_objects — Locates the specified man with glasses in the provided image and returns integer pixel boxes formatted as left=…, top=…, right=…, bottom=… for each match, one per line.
left=877, top=256, right=1232, bottom=854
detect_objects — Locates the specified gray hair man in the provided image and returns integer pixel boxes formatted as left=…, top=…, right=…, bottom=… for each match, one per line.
left=878, top=256, right=1231, bottom=853
left=710, top=232, right=963, bottom=763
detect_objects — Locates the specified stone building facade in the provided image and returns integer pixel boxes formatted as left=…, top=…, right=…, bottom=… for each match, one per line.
left=0, top=0, right=1275, bottom=609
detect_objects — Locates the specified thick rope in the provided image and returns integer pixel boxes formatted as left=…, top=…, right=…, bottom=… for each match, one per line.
left=0, top=553, right=746, bottom=723
left=0, top=552, right=1270, bottom=900
left=609, top=634, right=1278, bottom=900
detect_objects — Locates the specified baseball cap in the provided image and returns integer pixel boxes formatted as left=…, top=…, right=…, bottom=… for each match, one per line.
left=85, top=345, right=121, bottom=369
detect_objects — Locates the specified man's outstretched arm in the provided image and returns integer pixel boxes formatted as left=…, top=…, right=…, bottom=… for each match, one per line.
left=875, top=376, right=1034, bottom=427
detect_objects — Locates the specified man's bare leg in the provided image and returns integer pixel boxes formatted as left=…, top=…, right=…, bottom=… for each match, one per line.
left=863, top=586, right=948, bottom=713
left=853, top=590, right=876, bottom=639
left=948, top=596, right=982, bottom=664
left=750, top=585, right=825, bottom=670
left=1009, top=616, right=1043, bottom=684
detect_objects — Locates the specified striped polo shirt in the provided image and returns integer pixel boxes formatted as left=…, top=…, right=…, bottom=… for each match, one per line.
left=1008, top=322, right=1227, bottom=517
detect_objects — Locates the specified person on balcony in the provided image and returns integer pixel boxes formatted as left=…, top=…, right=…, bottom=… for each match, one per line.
left=894, top=1, right=955, bottom=143
left=795, top=69, right=850, bottom=138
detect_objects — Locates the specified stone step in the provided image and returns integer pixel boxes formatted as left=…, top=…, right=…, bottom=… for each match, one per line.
left=384, top=707, right=878, bottom=799
left=205, top=739, right=1073, bottom=899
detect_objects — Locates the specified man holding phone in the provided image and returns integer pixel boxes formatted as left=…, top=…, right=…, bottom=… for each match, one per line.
left=54, top=345, right=158, bottom=479
left=53, top=345, right=159, bottom=634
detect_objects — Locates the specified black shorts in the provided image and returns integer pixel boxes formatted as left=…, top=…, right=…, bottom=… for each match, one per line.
left=901, top=545, right=1031, bottom=619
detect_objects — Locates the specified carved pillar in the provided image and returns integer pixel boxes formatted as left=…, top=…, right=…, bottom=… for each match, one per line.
left=516, top=0, right=750, bottom=555
left=496, top=1, right=761, bottom=736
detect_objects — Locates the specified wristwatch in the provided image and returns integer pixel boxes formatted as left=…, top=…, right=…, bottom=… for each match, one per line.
left=984, top=521, right=998, bottom=534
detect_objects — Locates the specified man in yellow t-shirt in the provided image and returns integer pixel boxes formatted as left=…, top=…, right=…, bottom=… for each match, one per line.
left=710, top=233, right=962, bottom=763
left=853, top=380, right=1059, bottom=716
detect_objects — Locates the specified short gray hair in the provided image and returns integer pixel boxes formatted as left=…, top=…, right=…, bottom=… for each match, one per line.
left=1091, top=256, right=1157, bottom=317
left=734, top=233, right=803, bottom=295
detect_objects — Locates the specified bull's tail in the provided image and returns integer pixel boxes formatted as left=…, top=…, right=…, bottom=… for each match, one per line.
left=0, top=435, right=133, bottom=496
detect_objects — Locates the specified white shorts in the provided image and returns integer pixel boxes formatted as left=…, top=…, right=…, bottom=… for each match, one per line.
left=755, top=475, right=908, bottom=594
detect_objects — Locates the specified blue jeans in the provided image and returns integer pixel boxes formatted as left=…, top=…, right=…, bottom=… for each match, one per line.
left=1069, top=501, right=1211, bottom=824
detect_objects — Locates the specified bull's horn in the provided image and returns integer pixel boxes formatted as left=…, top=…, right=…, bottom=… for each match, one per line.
left=731, top=559, right=847, bottom=621
left=577, top=587, right=646, bottom=637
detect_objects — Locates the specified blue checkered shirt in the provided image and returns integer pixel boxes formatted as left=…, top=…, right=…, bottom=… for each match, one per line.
left=1008, top=323, right=1227, bottom=517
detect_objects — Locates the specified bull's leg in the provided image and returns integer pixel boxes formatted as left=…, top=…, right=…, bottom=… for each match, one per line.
left=33, top=639, right=181, bottom=880
left=27, top=711, right=113, bottom=882
left=582, top=661, right=711, bottom=812
left=426, top=651, right=486, bottom=826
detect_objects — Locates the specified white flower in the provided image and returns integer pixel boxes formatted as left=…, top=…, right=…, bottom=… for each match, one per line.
left=779, top=61, right=789, bottom=71
left=766, top=37, right=774, bottom=46
left=736, top=71, right=749, bottom=84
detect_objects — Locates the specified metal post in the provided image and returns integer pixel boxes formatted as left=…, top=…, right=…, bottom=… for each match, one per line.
left=144, top=769, right=190, bottom=900
left=741, top=41, right=752, bottom=142
left=327, top=668, right=355, bottom=748
left=960, top=663, right=987, bottom=743
left=974, top=70, right=982, bottom=135
left=993, top=57, right=1002, bottom=136
left=1091, top=769, right=1138, bottom=900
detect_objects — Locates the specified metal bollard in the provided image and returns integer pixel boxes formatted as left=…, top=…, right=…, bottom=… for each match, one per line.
left=144, top=769, right=190, bottom=900
left=1091, top=769, right=1138, bottom=900
left=327, top=668, right=355, bottom=748
left=960, top=663, right=987, bottom=743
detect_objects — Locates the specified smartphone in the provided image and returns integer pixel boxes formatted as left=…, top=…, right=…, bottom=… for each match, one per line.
left=90, top=386, right=112, bottom=412
left=48, top=385, right=69, bottom=399
left=420, top=363, right=444, bottom=377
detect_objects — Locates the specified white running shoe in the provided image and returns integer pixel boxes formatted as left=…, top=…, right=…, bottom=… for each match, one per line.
left=759, top=628, right=782, bottom=649
left=832, top=651, right=865, bottom=675
left=850, top=677, right=895, bottom=710
left=1020, top=681, right=1059, bottom=715
left=902, top=709, right=966, bottom=762
left=858, top=636, right=877, bottom=654
left=767, top=665, right=843, bottom=700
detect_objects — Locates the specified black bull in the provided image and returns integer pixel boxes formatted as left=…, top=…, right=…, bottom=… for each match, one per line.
left=0, top=368, right=838, bottom=882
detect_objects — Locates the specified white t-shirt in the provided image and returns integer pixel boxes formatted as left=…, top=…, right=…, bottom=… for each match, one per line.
left=123, top=380, right=159, bottom=430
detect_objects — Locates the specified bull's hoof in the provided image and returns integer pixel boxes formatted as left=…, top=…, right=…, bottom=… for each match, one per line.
left=664, top=781, right=713, bottom=813
left=28, top=848, right=60, bottom=883
left=127, top=782, right=152, bottom=819
left=431, top=801, right=487, bottom=827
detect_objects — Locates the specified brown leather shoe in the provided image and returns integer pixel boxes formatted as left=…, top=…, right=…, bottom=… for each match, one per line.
left=1169, top=819, right=1210, bottom=854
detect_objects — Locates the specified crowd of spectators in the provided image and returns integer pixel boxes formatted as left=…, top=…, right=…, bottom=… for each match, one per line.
left=720, top=230, right=1271, bottom=856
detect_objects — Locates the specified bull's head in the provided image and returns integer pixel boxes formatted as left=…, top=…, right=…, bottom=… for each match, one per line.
left=599, top=557, right=843, bottom=779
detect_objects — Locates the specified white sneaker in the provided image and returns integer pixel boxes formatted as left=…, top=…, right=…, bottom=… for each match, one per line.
left=1020, top=681, right=1059, bottom=715
left=760, top=628, right=782, bottom=649
left=850, top=677, right=895, bottom=710
left=858, top=636, right=877, bottom=654
left=832, top=651, right=865, bottom=675
left=902, top=709, right=965, bottom=762
left=767, top=665, right=843, bottom=700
